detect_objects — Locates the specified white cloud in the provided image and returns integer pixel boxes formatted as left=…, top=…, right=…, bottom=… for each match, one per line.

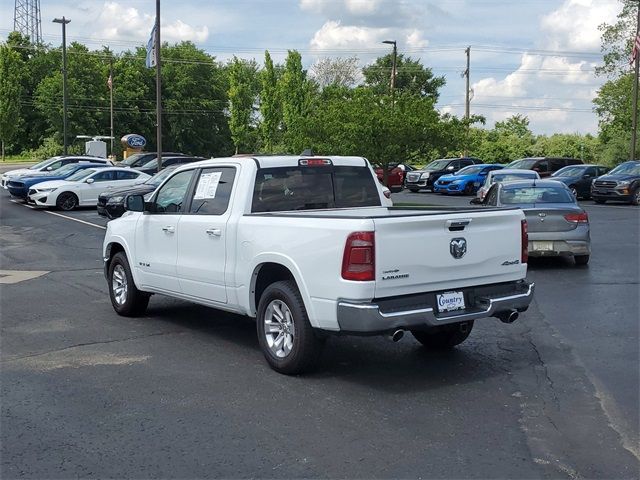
left=96, top=1, right=209, bottom=43
left=310, top=21, right=390, bottom=50
left=540, top=0, right=618, bottom=51
left=406, top=29, right=428, bottom=49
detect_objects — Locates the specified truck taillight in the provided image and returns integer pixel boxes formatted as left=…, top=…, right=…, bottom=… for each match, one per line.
left=521, top=220, right=528, bottom=264
left=564, top=212, right=588, bottom=223
left=342, top=232, right=375, bottom=281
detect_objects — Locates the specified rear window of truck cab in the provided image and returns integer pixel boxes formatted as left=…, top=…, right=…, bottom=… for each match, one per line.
left=252, top=165, right=381, bottom=212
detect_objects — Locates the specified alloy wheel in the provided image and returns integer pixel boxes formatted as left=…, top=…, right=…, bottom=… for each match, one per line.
left=263, top=299, right=295, bottom=358
left=111, top=264, right=128, bottom=306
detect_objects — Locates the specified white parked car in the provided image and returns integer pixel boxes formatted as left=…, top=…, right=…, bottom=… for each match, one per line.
left=103, top=155, right=534, bottom=374
left=473, top=168, right=541, bottom=204
left=1, top=155, right=110, bottom=188
left=28, top=167, right=150, bottom=211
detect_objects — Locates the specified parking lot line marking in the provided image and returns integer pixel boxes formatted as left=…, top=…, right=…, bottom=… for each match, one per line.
left=44, top=211, right=107, bottom=230
left=10, top=199, right=35, bottom=209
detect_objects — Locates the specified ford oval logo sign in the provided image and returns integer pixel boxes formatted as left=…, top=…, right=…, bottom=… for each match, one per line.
left=122, top=134, right=146, bottom=148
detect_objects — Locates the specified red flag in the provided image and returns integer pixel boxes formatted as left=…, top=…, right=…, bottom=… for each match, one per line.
left=107, top=73, right=113, bottom=90
left=630, top=34, right=640, bottom=65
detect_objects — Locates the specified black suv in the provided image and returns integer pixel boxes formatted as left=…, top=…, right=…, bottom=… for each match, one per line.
left=506, top=157, right=583, bottom=178
left=119, top=152, right=187, bottom=168
left=404, top=157, right=482, bottom=192
left=591, top=160, right=640, bottom=205
left=135, top=156, right=206, bottom=176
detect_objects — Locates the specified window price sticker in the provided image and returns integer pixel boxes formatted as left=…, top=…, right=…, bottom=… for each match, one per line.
left=194, top=171, right=222, bottom=200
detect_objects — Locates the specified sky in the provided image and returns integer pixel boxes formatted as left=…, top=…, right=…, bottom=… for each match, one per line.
left=0, top=0, right=622, bottom=135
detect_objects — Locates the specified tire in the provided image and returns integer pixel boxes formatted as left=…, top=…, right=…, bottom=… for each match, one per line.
left=56, top=192, right=79, bottom=211
left=574, top=255, right=590, bottom=266
left=108, top=252, right=150, bottom=316
left=632, top=187, right=640, bottom=206
left=463, top=183, right=474, bottom=195
left=256, top=280, right=323, bottom=375
left=593, top=197, right=606, bottom=204
left=569, top=185, right=578, bottom=199
left=411, top=321, right=474, bottom=349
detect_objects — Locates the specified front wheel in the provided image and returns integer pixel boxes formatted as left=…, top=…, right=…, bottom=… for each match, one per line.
left=256, top=280, right=324, bottom=375
left=574, top=255, right=590, bottom=266
left=56, top=192, right=78, bottom=211
left=411, top=321, right=474, bottom=349
left=463, top=183, right=474, bottom=195
left=569, top=185, right=578, bottom=198
left=108, top=252, right=150, bottom=316
left=632, top=187, right=640, bottom=206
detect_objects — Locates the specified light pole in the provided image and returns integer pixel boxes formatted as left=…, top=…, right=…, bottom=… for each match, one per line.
left=53, top=16, right=70, bottom=155
left=382, top=40, right=397, bottom=108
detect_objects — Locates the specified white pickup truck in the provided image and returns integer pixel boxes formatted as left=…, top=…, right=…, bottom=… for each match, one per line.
left=103, top=155, right=534, bottom=374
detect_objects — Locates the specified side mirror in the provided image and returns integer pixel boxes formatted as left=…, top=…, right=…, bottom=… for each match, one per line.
left=582, top=174, right=593, bottom=179
left=46, top=166, right=53, bottom=171
left=447, top=166, right=455, bottom=171
left=86, top=178, right=95, bottom=184
left=125, top=194, right=145, bottom=212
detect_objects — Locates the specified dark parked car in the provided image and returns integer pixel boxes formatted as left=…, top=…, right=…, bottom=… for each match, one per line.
left=97, top=165, right=179, bottom=219
left=119, top=152, right=188, bottom=168
left=483, top=179, right=591, bottom=265
left=550, top=164, right=610, bottom=199
left=591, top=160, right=640, bottom=205
left=405, top=157, right=482, bottom=192
left=135, top=156, right=206, bottom=176
left=6, top=162, right=110, bottom=199
left=373, top=163, right=414, bottom=192
left=506, top=157, right=583, bottom=177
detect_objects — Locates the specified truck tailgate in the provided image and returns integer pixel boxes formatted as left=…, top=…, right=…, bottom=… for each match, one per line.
left=373, top=209, right=526, bottom=298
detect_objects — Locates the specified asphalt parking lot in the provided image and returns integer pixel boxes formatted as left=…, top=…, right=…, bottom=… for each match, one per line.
left=1, top=187, right=638, bottom=478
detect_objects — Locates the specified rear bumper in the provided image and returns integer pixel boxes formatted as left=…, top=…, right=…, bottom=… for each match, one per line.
left=336, top=280, right=534, bottom=334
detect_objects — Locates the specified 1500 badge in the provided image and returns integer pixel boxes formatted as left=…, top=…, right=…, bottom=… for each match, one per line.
left=382, top=269, right=409, bottom=280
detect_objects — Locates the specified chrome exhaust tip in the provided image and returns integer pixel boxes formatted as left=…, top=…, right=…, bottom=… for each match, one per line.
left=496, top=309, right=519, bottom=324
left=390, top=330, right=405, bottom=342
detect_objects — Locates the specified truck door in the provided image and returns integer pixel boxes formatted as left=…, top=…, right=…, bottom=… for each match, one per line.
left=134, top=169, right=196, bottom=292
left=176, top=166, right=237, bottom=304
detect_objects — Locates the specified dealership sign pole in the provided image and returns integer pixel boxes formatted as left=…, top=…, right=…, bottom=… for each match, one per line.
left=146, top=1, right=162, bottom=173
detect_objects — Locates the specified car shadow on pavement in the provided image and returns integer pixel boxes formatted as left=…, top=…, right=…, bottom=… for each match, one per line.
left=142, top=297, right=530, bottom=393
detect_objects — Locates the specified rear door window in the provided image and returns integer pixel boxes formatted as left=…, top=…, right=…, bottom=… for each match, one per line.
left=188, top=167, right=236, bottom=215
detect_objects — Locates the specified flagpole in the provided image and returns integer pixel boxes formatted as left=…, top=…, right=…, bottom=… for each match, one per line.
left=631, top=2, right=640, bottom=160
left=155, top=0, right=162, bottom=173
left=109, top=59, right=114, bottom=156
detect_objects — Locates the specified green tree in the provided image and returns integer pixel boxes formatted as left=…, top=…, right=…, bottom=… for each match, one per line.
left=0, top=44, right=25, bottom=159
left=259, top=50, right=281, bottom=152
left=227, top=56, right=259, bottom=154
left=362, top=53, right=446, bottom=101
left=594, top=0, right=636, bottom=162
left=279, top=50, right=315, bottom=153
left=309, top=56, right=359, bottom=89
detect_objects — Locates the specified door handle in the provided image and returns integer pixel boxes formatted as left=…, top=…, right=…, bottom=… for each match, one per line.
left=162, top=226, right=175, bottom=233
left=206, top=228, right=222, bottom=237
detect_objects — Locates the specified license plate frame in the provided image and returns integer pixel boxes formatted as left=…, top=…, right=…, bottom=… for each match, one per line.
left=532, top=241, right=554, bottom=251
left=436, top=291, right=466, bottom=313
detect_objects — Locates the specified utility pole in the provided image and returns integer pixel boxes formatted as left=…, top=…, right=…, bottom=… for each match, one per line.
left=631, top=2, right=640, bottom=160
left=109, top=58, right=114, bottom=156
left=155, top=0, right=162, bottom=173
left=382, top=40, right=397, bottom=109
left=53, top=16, right=70, bottom=155
left=463, top=46, right=471, bottom=157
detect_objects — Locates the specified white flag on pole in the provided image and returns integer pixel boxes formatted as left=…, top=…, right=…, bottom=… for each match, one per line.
left=146, top=22, right=157, bottom=68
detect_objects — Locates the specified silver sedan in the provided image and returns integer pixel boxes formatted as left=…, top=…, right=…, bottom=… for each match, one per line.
left=481, top=179, right=590, bottom=265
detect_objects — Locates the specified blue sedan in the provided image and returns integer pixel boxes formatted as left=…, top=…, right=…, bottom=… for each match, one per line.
left=7, top=162, right=109, bottom=199
left=434, top=164, right=504, bottom=195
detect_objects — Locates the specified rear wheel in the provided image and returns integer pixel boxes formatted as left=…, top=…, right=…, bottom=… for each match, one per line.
left=256, top=280, right=324, bottom=375
left=411, top=321, right=474, bottom=349
left=574, top=255, right=590, bottom=266
left=56, top=192, right=78, bottom=211
left=108, top=252, right=150, bottom=316
left=569, top=185, right=578, bottom=198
